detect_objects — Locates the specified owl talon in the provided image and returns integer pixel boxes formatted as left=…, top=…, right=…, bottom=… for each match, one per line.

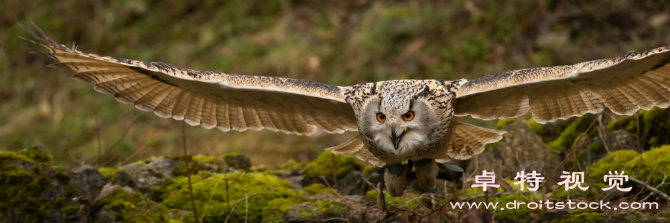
left=383, top=163, right=409, bottom=197
left=414, top=159, right=438, bottom=188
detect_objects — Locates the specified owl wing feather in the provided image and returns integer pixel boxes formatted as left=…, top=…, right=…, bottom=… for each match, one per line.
left=436, top=121, right=506, bottom=162
left=21, top=22, right=357, bottom=135
left=453, top=46, right=670, bottom=123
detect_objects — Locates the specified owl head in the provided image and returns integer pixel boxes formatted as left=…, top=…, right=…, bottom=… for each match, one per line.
left=358, top=82, right=446, bottom=155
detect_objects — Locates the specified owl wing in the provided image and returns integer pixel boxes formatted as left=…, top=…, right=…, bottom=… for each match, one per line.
left=453, top=45, right=670, bottom=123
left=21, top=23, right=357, bottom=135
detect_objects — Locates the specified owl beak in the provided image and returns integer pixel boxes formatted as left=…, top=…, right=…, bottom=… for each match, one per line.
left=391, top=127, right=405, bottom=150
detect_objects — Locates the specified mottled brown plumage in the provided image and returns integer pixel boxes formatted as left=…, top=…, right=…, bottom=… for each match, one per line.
left=21, top=22, right=670, bottom=196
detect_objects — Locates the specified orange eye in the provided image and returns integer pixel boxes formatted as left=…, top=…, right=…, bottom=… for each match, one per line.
left=402, top=111, right=414, bottom=121
left=376, top=113, right=386, bottom=122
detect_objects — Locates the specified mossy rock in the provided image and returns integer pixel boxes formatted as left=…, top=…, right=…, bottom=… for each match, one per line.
left=624, top=144, right=670, bottom=194
left=548, top=114, right=597, bottom=152
left=171, top=158, right=217, bottom=177
left=0, top=148, right=81, bottom=222
left=0, top=161, right=53, bottom=221
left=303, top=183, right=337, bottom=195
left=495, top=118, right=516, bottom=130
left=223, top=153, right=252, bottom=170
left=160, top=171, right=303, bottom=222
left=589, top=150, right=638, bottom=184
left=95, top=185, right=181, bottom=222
left=99, top=167, right=120, bottom=181
left=303, top=150, right=364, bottom=179
left=607, top=107, right=670, bottom=149
left=0, top=145, right=52, bottom=164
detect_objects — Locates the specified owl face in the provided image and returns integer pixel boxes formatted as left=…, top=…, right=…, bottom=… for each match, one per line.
left=359, top=94, right=439, bottom=156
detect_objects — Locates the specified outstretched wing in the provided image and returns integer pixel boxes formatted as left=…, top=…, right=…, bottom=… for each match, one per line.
left=453, top=46, right=670, bottom=123
left=21, top=23, right=357, bottom=135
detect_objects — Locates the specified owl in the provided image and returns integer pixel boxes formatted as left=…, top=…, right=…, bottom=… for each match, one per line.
left=21, top=23, right=670, bottom=196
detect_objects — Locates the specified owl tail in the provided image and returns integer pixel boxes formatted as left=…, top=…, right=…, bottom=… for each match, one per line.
left=437, top=121, right=506, bottom=162
left=327, top=136, right=384, bottom=166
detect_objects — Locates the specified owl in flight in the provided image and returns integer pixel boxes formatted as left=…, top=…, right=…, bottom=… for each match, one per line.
left=21, top=23, right=670, bottom=196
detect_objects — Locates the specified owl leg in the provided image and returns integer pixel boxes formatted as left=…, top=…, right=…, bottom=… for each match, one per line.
left=414, top=159, right=438, bottom=188
left=383, top=163, right=409, bottom=197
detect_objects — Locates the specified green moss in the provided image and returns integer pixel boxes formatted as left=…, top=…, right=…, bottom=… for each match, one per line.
left=97, top=187, right=177, bottom=222
left=365, top=190, right=420, bottom=210
left=587, top=141, right=604, bottom=153
left=304, top=183, right=337, bottom=195
left=0, top=146, right=52, bottom=165
left=292, top=200, right=348, bottom=220
left=54, top=197, right=68, bottom=208
left=0, top=151, right=31, bottom=162
left=0, top=161, right=52, bottom=221
left=608, top=107, right=670, bottom=149
left=280, top=159, right=304, bottom=171
left=361, top=165, right=374, bottom=176
left=624, top=145, right=670, bottom=194
left=495, top=118, right=516, bottom=130
left=223, top=153, right=252, bottom=170
left=18, top=146, right=52, bottom=164
left=559, top=212, right=603, bottom=223
left=548, top=115, right=596, bottom=152
left=55, top=166, right=70, bottom=184
left=551, top=184, right=599, bottom=200
left=495, top=194, right=533, bottom=222
left=161, top=171, right=302, bottom=222
left=303, top=150, right=363, bottom=178
left=171, top=157, right=214, bottom=177
left=527, top=119, right=543, bottom=136
left=193, top=155, right=219, bottom=164
left=590, top=150, right=637, bottom=184
left=98, top=167, right=119, bottom=180
left=62, top=205, right=80, bottom=216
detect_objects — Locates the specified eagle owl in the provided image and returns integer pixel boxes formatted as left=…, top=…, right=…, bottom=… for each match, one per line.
left=21, top=23, right=670, bottom=196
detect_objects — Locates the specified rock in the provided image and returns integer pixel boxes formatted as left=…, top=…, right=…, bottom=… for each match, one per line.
left=64, top=165, right=108, bottom=222
left=115, top=158, right=182, bottom=195
left=224, top=154, right=252, bottom=170
left=465, top=119, right=562, bottom=189
left=115, top=157, right=219, bottom=195
left=578, top=129, right=638, bottom=162
left=71, top=165, right=107, bottom=200
left=93, top=184, right=182, bottom=222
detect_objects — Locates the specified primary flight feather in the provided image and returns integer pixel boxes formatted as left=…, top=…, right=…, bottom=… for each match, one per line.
left=21, top=22, right=670, bottom=196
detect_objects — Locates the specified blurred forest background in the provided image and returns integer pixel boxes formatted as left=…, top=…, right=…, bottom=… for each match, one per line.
left=1, top=0, right=669, bottom=168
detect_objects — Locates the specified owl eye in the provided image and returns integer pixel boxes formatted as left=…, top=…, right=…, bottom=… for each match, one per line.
left=402, top=111, right=415, bottom=121
left=376, top=113, right=386, bottom=122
